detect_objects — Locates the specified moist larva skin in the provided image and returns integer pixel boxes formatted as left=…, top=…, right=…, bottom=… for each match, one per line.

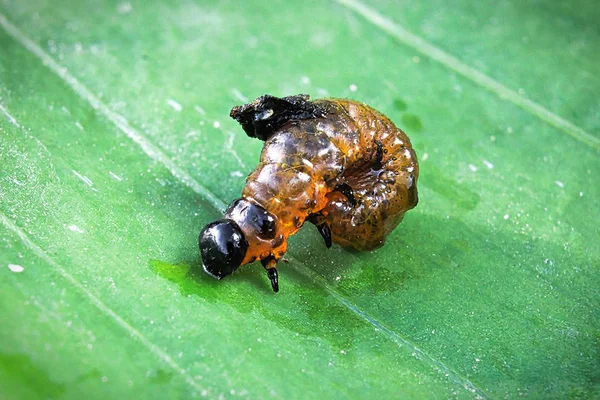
left=199, top=94, right=419, bottom=292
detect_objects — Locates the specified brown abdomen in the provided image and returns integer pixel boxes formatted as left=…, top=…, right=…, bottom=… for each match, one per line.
left=319, top=100, right=419, bottom=251
left=242, top=99, right=418, bottom=252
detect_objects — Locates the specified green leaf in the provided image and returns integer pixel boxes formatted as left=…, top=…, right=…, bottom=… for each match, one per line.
left=1, top=0, right=598, bottom=398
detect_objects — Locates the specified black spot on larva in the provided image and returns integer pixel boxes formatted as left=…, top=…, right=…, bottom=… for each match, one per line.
left=230, top=94, right=326, bottom=141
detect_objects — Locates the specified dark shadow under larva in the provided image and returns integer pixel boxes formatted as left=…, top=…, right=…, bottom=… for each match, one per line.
left=199, top=94, right=419, bottom=292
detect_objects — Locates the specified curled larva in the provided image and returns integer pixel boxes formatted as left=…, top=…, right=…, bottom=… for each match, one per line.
left=199, top=94, right=419, bottom=292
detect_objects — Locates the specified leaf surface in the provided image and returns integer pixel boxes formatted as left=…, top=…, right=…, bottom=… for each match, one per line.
left=1, top=0, right=598, bottom=398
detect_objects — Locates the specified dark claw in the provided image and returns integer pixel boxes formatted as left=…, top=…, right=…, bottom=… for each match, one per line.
left=267, top=268, right=279, bottom=293
left=316, top=223, right=332, bottom=248
left=261, top=256, right=279, bottom=293
left=307, top=214, right=332, bottom=248
left=334, top=183, right=356, bottom=206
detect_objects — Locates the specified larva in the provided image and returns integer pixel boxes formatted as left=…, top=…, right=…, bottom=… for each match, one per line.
left=199, top=94, right=419, bottom=292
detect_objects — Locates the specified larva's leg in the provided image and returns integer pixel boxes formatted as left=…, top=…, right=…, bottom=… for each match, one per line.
left=323, top=195, right=386, bottom=251
left=261, top=255, right=279, bottom=293
left=315, top=223, right=332, bottom=248
left=307, top=214, right=333, bottom=248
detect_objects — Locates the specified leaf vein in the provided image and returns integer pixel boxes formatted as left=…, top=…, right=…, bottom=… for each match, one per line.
left=334, top=0, right=600, bottom=151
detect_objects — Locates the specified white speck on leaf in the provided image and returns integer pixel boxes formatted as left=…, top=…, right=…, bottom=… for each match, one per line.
left=68, top=225, right=85, bottom=233
left=555, top=180, right=564, bottom=188
left=194, top=105, right=206, bottom=116
left=8, top=264, right=24, bottom=273
left=90, top=44, right=101, bottom=56
left=468, top=164, right=478, bottom=172
left=231, top=88, right=248, bottom=102
left=213, top=121, right=221, bottom=129
left=482, top=159, right=494, bottom=169
left=504, top=214, right=509, bottom=220
left=349, top=84, right=357, bottom=92
left=109, top=171, right=123, bottom=181
left=167, top=99, right=182, bottom=112
left=300, top=76, right=311, bottom=84
left=117, top=2, right=132, bottom=14
left=230, top=171, right=243, bottom=178
left=72, top=170, right=95, bottom=188
left=316, top=88, right=329, bottom=97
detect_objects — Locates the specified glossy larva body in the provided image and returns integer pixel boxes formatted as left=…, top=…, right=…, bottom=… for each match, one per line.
left=199, top=94, right=419, bottom=292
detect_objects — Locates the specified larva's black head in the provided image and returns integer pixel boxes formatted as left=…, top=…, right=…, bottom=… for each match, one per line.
left=230, top=94, right=326, bottom=141
left=199, top=219, right=248, bottom=280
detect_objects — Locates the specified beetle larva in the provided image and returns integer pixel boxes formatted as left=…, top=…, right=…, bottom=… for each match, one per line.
left=199, top=94, right=418, bottom=292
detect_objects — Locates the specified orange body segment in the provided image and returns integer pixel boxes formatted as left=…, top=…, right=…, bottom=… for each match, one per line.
left=227, top=96, right=419, bottom=265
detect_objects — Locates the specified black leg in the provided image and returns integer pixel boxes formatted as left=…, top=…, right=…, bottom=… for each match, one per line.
left=334, top=183, right=356, bottom=206
left=267, top=268, right=279, bottom=293
left=261, top=256, right=279, bottom=293
left=316, top=223, right=332, bottom=249
left=307, top=214, right=333, bottom=248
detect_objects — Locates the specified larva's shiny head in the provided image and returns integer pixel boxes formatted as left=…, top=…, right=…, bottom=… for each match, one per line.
left=199, top=219, right=248, bottom=279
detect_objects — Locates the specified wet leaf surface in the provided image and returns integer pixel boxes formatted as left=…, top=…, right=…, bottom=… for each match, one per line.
left=1, top=0, right=598, bottom=398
